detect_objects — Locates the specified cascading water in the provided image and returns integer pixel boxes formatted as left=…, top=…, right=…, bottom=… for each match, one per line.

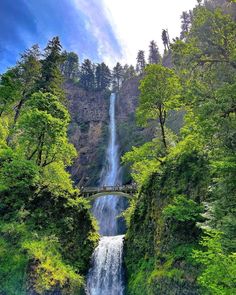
left=87, top=93, right=126, bottom=295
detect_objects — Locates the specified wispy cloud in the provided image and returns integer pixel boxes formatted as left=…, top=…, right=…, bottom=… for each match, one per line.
left=71, top=0, right=123, bottom=66
left=102, top=0, right=197, bottom=65
left=0, top=0, right=122, bottom=72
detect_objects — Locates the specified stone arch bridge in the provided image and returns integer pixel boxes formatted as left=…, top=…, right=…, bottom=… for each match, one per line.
left=80, top=184, right=137, bottom=200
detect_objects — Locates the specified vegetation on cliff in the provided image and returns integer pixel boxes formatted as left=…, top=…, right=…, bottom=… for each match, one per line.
left=0, top=37, right=99, bottom=294
left=123, top=1, right=236, bottom=294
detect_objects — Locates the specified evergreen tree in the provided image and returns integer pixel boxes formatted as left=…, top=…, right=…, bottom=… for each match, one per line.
left=112, top=62, right=123, bottom=90
left=0, top=45, right=41, bottom=127
left=95, top=62, right=111, bottom=90
left=0, top=69, right=21, bottom=117
left=180, top=11, right=192, bottom=39
left=122, top=64, right=136, bottom=82
left=40, top=36, right=64, bottom=98
left=79, top=59, right=95, bottom=91
left=162, top=29, right=170, bottom=51
left=148, top=41, right=161, bottom=64
left=61, top=51, right=79, bottom=80
left=136, top=50, right=146, bottom=74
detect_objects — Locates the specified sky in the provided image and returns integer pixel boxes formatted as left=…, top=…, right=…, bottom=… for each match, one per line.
left=0, top=0, right=197, bottom=73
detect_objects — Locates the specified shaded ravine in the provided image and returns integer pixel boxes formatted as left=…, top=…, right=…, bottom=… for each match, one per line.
left=86, top=93, right=127, bottom=295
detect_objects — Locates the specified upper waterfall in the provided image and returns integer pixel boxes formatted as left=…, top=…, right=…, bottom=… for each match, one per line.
left=102, top=93, right=120, bottom=186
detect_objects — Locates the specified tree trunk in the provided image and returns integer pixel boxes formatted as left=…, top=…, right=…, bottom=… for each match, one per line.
left=159, top=107, right=167, bottom=149
left=14, top=98, right=25, bottom=124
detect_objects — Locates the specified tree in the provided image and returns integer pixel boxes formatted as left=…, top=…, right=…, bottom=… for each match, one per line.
left=193, top=230, right=236, bottom=295
left=172, top=3, right=236, bottom=255
left=40, top=37, right=64, bottom=98
left=136, top=50, right=146, bottom=74
left=13, top=45, right=41, bottom=124
left=122, top=64, right=136, bottom=82
left=162, top=29, right=170, bottom=51
left=18, top=92, right=76, bottom=167
left=180, top=11, right=192, bottom=39
left=112, top=62, right=123, bottom=90
left=95, top=62, right=111, bottom=90
left=79, top=59, right=95, bottom=91
left=61, top=51, right=79, bottom=80
left=137, top=64, right=182, bottom=149
left=0, top=69, right=21, bottom=116
left=148, top=41, right=161, bottom=64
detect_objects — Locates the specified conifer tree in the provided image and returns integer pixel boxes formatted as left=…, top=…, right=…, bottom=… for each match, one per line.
left=79, top=59, right=95, bottom=91
left=7, top=45, right=42, bottom=125
left=162, top=29, right=170, bottom=51
left=61, top=51, right=79, bottom=80
left=40, top=36, right=64, bottom=98
left=122, top=64, right=136, bottom=82
left=112, top=62, right=123, bottom=90
left=95, top=62, right=111, bottom=90
left=148, top=40, right=161, bottom=64
left=136, top=50, right=146, bottom=74
left=180, top=11, right=192, bottom=39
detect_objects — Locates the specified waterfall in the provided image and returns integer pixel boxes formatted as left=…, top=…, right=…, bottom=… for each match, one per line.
left=87, top=93, right=126, bottom=295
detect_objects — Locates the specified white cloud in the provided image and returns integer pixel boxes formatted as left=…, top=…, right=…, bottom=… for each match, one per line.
left=102, top=0, right=197, bottom=66
left=71, top=0, right=123, bottom=65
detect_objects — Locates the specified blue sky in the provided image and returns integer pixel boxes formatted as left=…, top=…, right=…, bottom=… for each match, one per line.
left=0, top=0, right=122, bottom=73
left=0, top=0, right=197, bottom=73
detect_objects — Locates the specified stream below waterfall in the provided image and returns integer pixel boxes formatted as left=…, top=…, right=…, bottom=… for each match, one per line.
left=86, top=93, right=127, bottom=295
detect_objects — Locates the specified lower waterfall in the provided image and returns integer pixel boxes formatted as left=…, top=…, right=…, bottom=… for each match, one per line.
left=86, top=93, right=126, bottom=295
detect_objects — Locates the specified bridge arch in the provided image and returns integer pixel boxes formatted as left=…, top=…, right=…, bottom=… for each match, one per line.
left=79, top=185, right=137, bottom=201
left=84, top=191, right=133, bottom=201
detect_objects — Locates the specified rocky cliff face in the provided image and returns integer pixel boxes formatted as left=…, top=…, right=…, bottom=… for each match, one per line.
left=65, top=77, right=154, bottom=186
left=116, top=76, right=156, bottom=183
left=64, top=82, right=110, bottom=186
left=124, top=150, right=209, bottom=295
left=65, top=72, right=183, bottom=186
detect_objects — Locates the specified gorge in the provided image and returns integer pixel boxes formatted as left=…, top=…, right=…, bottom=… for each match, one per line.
left=0, top=1, right=235, bottom=294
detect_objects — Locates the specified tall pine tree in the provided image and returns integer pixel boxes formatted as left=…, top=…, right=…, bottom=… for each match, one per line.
left=40, top=36, right=64, bottom=99
left=148, top=41, right=161, bottom=64
left=95, top=62, right=111, bottom=91
left=136, top=50, right=146, bottom=74
left=61, top=51, right=79, bottom=80
left=162, top=29, right=170, bottom=51
left=112, top=62, right=123, bottom=91
left=79, top=59, right=95, bottom=91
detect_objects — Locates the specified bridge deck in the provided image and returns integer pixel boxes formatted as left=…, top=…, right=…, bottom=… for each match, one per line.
left=80, top=184, right=137, bottom=196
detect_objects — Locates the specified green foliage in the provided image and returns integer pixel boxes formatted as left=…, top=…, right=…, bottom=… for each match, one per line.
left=137, top=64, right=182, bottom=127
left=0, top=222, right=31, bottom=295
left=193, top=230, right=236, bottom=295
left=0, top=149, right=39, bottom=212
left=40, top=37, right=64, bottom=99
left=40, top=162, right=76, bottom=195
left=163, top=195, right=204, bottom=222
left=23, top=236, right=84, bottom=294
left=125, top=148, right=208, bottom=294
left=125, top=3, right=236, bottom=294
left=17, top=91, right=76, bottom=167
left=137, top=64, right=182, bottom=149
left=122, top=138, right=163, bottom=186
left=0, top=69, right=22, bottom=116
left=61, top=51, right=79, bottom=80
left=0, top=38, right=97, bottom=294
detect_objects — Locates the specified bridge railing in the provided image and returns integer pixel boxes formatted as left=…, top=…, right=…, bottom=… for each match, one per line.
left=79, top=184, right=137, bottom=194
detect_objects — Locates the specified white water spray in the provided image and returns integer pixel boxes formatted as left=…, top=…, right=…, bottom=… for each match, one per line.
left=87, top=93, right=126, bottom=295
